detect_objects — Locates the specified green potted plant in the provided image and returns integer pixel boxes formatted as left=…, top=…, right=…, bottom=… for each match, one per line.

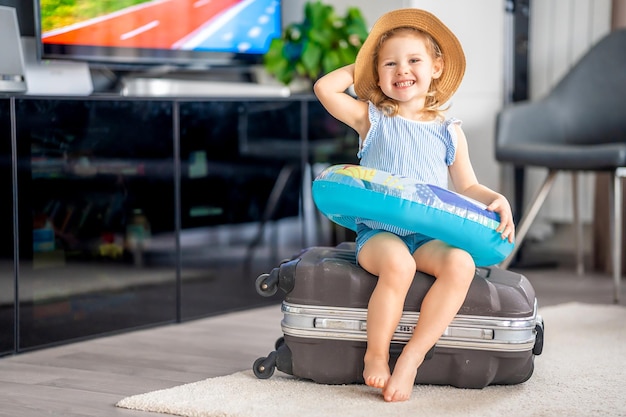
left=262, top=1, right=368, bottom=87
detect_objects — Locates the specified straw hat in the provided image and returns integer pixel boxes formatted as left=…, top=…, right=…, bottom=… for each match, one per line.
left=354, top=8, right=466, bottom=105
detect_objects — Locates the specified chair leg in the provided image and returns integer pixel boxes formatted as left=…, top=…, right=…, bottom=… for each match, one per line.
left=572, top=172, right=585, bottom=275
left=500, top=169, right=559, bottom=270
left=610, top=169, right=624, bottom=303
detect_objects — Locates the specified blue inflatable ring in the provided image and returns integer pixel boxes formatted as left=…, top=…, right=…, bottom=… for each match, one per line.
left=312, top=164, right=514, bottom=267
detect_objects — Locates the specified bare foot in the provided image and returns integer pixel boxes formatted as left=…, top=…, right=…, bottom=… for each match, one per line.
left=382, top=352, right=424, bottom=402
left=363, top=354, right=390, bottom=389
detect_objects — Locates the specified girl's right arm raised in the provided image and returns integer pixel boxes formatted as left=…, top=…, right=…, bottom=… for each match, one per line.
left=313, top=64, right=370, bottom=139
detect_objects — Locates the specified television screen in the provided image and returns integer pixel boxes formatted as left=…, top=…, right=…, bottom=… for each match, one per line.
left=38, top=0, right=282, bottom=68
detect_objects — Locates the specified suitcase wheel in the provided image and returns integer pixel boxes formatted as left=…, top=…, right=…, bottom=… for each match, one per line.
left=255, top=273, right=278, bottom=297
left=253, top=351, right=277, bottom=379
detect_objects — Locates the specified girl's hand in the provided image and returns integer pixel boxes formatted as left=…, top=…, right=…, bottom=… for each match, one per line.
left=486, top=195, right=515, bottom=243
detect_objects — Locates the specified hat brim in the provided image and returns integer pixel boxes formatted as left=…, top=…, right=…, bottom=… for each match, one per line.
left=354, top=8, right=465, bottom=106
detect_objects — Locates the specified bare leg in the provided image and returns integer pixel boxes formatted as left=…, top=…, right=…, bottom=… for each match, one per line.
left=382, top=241, right=475, bottom=402
left=357, top=233, right=417, bottom=390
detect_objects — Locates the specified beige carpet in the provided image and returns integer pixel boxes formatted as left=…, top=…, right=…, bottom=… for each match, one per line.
left=116, top=302, right=626, bottom=417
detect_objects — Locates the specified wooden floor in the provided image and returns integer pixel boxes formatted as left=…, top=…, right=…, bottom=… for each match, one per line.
left=1, top=238, right=624, bottom=417
left=0, top=304, right=285, bottom=417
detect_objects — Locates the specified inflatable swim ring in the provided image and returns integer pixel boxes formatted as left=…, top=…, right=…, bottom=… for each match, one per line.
left=312, top=164, right=514, bottom=267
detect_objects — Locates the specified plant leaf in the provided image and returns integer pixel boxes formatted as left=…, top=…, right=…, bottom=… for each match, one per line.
left=301, top=41, right=323, bottom=79
left=321, top=49, right=343, bottom=75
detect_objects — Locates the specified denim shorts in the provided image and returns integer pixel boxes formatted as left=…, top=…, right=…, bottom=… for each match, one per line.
left=355, top=223, right=434, bottom=261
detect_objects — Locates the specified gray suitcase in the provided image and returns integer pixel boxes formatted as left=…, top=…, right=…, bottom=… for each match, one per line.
left=253, top=243, right=544, bottom=388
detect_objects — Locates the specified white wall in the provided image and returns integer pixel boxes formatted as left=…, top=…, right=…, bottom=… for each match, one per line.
left=282, top=1, right=406, bottom=26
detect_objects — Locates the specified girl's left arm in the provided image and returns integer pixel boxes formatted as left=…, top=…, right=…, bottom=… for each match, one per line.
left=448, top=125, right=515, bottom=242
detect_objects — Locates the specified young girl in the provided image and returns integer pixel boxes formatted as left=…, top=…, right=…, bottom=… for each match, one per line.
left=314, top=9, right=515, bottom=402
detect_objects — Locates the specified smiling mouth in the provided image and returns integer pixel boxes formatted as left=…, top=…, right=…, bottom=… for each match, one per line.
left=395, top=80, right=415, bottom=88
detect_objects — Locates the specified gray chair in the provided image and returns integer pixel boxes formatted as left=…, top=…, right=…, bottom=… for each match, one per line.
left=495, top=29, right=626, bottom=303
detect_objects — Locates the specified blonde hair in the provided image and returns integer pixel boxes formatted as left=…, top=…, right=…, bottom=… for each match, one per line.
left=369, top=27, right=447, bottom=120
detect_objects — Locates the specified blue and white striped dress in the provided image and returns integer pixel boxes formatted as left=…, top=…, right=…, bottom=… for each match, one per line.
left=357, top=102, right=461, bottom=236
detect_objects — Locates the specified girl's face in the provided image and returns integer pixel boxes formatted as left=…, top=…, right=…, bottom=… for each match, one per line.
left=376, top=32, right=443, bottom=105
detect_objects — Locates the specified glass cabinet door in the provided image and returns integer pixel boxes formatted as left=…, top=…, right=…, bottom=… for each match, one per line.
left=177, top=100, right=304, bottom=320
left=0, top=98, right=15, bottom=355
left=14, top=98, right=177, bottom=350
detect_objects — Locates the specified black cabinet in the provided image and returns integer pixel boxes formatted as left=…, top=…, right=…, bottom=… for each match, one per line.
left=14, top=98, right=178, bottom=349
left=0, top=98, right=14, bottom=355
left=1, top=94, right=355, bottom=353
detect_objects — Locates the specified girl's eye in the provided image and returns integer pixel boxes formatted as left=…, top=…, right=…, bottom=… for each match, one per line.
left=384, top=62, right=396, bottom=67
left=410, top=58, right=421, bottom=64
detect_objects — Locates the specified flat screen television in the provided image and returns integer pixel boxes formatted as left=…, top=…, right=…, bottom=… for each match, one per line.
left=36, top=0, right=282, bottom=69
